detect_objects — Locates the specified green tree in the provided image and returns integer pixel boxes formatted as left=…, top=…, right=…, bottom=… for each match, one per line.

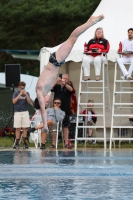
left=0, top=0, right=101, bottom=75
left=0, top=0, right=101, bottom=48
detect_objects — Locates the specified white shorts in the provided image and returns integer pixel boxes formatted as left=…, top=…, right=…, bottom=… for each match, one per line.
left=14, top=111, right=30, bottom=128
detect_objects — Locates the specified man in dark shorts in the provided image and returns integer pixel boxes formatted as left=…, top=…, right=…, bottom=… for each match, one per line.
left=52, top=74, right=73, bottom=147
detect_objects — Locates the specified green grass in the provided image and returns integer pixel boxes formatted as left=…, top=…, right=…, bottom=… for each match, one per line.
left=1, top=136, right=133, bottom=149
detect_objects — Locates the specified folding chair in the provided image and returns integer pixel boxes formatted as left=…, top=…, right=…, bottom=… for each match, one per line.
left=55, top=121, right=64, bottom=149
left=29, top=120, right=63, bottom=149
left=29, top=121, right=41, bottom=148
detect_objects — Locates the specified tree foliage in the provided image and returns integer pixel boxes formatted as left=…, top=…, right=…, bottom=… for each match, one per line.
left=0, top=0, right=101, bottom=48
left=0, top=0, right=101, bottom=75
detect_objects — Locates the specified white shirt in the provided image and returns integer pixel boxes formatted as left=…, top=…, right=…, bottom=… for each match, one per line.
left=122, top=38, right=133, bottom=52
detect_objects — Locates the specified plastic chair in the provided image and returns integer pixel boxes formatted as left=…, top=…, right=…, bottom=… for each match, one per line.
left=29, top=121, right=41, bottom=148
left=55, top=121, right=64, bottom=149
left=29, top=120, right=64, bottom=149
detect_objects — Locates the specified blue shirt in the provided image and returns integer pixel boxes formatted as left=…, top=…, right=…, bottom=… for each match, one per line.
left=13, top=91, right=30, bottom=112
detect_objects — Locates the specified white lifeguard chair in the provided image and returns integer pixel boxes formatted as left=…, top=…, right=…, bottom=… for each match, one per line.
left=110, top=55, right=133, bottom=149
left=75, top=53, right=111, bottom=150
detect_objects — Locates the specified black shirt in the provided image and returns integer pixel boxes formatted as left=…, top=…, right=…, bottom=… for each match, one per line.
left=51, top=84, right=73, bottom=114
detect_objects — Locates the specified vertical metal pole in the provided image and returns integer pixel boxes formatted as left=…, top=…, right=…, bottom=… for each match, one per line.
left=75, top=61, right=83, bottom=150
left=105, top=59, right=111, bottom=112
left=102, top=63, right=106, bottom=149
left=110, top=64, right=117, bottom=150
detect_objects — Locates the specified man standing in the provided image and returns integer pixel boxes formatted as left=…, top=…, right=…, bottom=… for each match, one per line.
left=52, top=74, right=73, bottom=148
left=117, top=28, right=133, bottom=80
left=13, top=81, right=31, bottom=149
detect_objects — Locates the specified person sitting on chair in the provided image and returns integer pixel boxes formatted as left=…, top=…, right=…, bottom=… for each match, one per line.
left=117, top=28, right=133, bottom=80
left=28, top=96, right=65, bottom=149
left=82, top=27, right=110, bottom=81
left=48, top=98, right=65, bottom=148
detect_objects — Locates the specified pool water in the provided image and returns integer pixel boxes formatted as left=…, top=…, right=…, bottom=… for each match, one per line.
left=0, top=149, right=133, bottom=200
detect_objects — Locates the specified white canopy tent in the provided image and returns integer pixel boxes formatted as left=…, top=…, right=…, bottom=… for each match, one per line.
left=39, top=0, right=133, bottom=72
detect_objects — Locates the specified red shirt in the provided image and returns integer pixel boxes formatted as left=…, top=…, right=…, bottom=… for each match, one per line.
left=87, top=38, right=110, bottom=57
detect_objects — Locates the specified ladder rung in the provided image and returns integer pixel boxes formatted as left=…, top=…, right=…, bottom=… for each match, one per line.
left=76, top=138, right=106, bottom=140
left=110, top=138, right=133, bottom=140
left=81, top=80, right=103, bottom=83
left=77, top=126, right=104, bottom=128
left=115, top=107, right=133, bottom=109
left=79, top=103, right=104, bottom=105
left=113, top=114, right=133, bottom=116
left=114, top=103, right=133, bottom=105
left=80, top=91, right=103, bottom=94
left=115, top=80, right=133, bottom=82
left=112, top=126, right=133, bottom=128
left=115, top=91, right=133, bottom=94
left=87, top=87, right=103, bottom=89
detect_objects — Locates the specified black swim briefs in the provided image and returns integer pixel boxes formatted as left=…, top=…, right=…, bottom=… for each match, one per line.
left=49, top=52, right=65, bottom=67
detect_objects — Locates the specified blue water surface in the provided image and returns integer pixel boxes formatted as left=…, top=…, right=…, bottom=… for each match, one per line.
left=0, top=149, right=133, bottom=200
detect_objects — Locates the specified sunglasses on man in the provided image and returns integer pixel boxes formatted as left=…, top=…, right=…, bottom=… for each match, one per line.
left=54, top=102, right=61, bottom=105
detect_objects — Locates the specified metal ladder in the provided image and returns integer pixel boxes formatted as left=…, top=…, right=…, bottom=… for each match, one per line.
left=75, top=54, right=110, bottom=150
left=110, top=62, right=133, bottom=150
